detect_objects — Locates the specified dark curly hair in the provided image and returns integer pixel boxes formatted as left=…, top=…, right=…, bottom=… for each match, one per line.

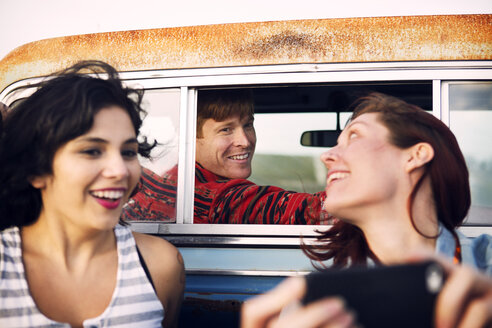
left=0, top=61, right=155, bottom=230
left=303, top=93, right=470, bottom=268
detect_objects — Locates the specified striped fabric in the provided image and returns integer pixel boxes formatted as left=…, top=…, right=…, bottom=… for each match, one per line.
left=0, top=224, right=164, bottom=327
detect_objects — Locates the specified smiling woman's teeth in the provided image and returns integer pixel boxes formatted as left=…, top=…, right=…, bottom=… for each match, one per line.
left=230, top=154, right=249, bottom=160
left=327, top=172, right=349, bottom=185
left=91, top=190, right=124, bottom=199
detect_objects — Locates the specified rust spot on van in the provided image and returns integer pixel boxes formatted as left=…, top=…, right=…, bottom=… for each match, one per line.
left=235, top=31, right=327, bottom=61
left=184, top=296, right=241, bottom=313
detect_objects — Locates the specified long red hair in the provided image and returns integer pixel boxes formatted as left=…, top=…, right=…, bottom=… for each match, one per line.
left=303, top=93, right=470, bottom=268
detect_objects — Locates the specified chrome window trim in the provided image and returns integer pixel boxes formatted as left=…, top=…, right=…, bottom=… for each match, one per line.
left=1, top=79, right=42, bottom=106
left=432, top=79, right=442, bottom=119
left=164, top=236, right=315, bottom=247
left=115, top=61, right=492, bottom=81
left=129, top=222, right=492, bottom=240
left=185, top=269, right=310, bottom=277
left=441, top=82, right=451, bottom=126
left=176, top=86, right=197, bottom=224
left=129, top=222, right=330, bottom=236
left=184, top=88, right=197, bottom=224
left=2, top=61, right=492, bottom=103
left=131, top=68, right=492, bottom=90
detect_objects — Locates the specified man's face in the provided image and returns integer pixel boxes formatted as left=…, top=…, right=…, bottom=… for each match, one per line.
left=196, top=115, right=256, bottom=179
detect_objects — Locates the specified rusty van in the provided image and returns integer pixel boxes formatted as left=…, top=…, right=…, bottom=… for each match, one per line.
left=1, top=14, right=491, bottom=327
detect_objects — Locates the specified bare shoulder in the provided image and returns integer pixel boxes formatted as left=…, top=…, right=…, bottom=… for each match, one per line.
left=133, top=232, right=185, bottom=327
left=132, top=232, right=184, bottom=276
left=133, top=231, right=176, bottom=255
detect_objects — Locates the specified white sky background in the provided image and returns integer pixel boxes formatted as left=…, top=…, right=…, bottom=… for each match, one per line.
left=1, top=0, right=492, bottom=60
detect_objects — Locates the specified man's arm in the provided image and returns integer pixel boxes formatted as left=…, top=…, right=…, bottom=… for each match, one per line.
left=124, top=167, right=328, bottom=224
left=208, top=179, right=328, bottom=224
left=122, top=168, right=177, bottom=222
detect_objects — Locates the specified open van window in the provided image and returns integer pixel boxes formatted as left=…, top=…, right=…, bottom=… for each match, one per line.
left=129, top=82, right=434, bottom=225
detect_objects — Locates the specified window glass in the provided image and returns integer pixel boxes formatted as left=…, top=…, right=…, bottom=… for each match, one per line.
left=139, top=89, right=180, bottom=174
left=137, top=88, right=180, bottom=221
left=449, top=82, right=492, bottom=225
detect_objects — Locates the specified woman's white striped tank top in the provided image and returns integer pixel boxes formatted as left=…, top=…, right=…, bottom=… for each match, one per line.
left=0, top=224, right=164, bottom=327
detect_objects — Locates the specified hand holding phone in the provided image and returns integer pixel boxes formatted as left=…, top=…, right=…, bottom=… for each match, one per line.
left=302, top=261, right=445, bottom=328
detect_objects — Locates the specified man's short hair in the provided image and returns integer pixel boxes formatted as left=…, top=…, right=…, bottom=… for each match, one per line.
left=197, top=89, right=254, bottom=138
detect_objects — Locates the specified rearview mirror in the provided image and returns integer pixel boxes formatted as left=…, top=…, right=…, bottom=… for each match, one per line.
left=300, top=130, right=340, bottom=147
left=301, top=110, right=347, bottom=147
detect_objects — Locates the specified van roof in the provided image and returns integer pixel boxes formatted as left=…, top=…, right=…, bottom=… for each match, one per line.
left=0, top=14, right=491, bottom=93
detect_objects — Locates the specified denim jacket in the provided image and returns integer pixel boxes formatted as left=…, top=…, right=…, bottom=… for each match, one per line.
left=436, top=225, right=492, bottom=276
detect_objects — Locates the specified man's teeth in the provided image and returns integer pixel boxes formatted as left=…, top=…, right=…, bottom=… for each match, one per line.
left=327, top=172, right=349, bottom=184
left=229, top=154, right=249, bottom=160
left=91, top=190, right=124, bottom=200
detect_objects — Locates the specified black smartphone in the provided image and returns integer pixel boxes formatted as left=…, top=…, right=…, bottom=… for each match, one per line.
left=302, top=261, right=445, bottom=328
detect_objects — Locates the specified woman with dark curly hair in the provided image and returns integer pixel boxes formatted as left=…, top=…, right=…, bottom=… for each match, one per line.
left=0, top=61, right=184, bottom=327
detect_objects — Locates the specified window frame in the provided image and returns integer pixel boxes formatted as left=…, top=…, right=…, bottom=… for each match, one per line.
left=119, top=61, right=492, bottom=241
left=2, top=61, right=491, bottom=241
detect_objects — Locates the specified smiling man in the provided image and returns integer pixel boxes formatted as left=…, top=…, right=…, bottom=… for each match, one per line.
left=195, top=89, right=256, bottom=180
left=123, top=89, right=327, bottom=224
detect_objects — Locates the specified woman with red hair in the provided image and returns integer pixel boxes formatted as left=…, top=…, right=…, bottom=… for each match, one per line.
left=242, top=93, right=491, bottom=328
